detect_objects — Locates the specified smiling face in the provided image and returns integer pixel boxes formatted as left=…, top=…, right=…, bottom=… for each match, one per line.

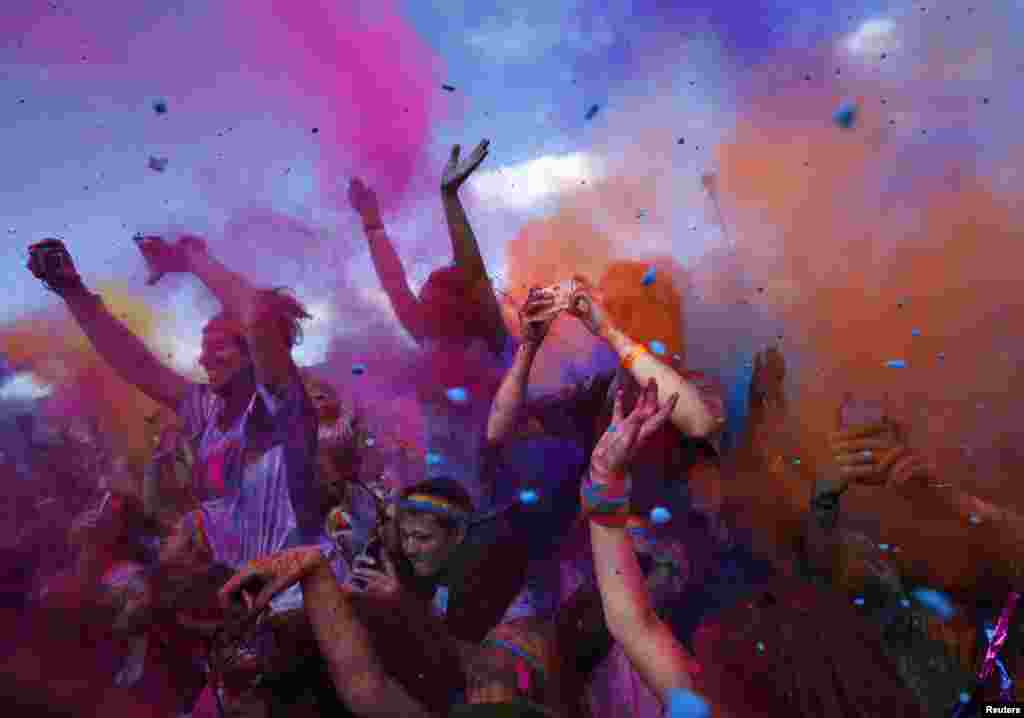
left=397, top=511, right=464, bottom=578
left=199, top=324, right=251, bottom=394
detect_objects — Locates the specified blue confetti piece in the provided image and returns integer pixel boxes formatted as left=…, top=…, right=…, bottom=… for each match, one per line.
left=756, top=641, right=765, bottom=653
left=365, top=437, right=375, bottom=447
left=911, top=588, right=956, bottom=621
left=351, top=363, right=367, bottom=376
left=518, top=489, right=539, bottom=505
left=445, top=387, right=469, bottom=404
left=585, top=104, right=601, bottom=121
left=885, top=359, right=906, bottom=369
left=833, top=102, right=858, bottom=129
left=937, top=352, right=946, bottom=360
left=665, top=688, right=711, bottom=718
left=900, top=598, right=911, bottom=608
left=959, top=691, right=970, bottom=704
left=969, top=513, right=981, bottom=525
left=606, top=424, right=617, bottom=433
left=426, top=452, right=443, bottom=466
left=879, top=543, right=890, bottom=551
left=650, top=506, right=672, bottom=524
left=649, top=340, right=667, bottom=356
left=153, top=99, right=168, bottom=115
left=148, top=156, right=168, bottom=172
left=911, top=329, right=921, bottom=337
left=641, top=266, right=657, bottom=286
left=854, top=596, right=865, bottom=606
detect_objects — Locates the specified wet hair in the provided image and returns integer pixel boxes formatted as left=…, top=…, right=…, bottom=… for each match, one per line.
left=204, top=287, right=311, bottom=351
left=399, top=476, right=474, bottom=533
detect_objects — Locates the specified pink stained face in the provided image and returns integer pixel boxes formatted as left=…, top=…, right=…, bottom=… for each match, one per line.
left=198, top=328, right=250, bottom=392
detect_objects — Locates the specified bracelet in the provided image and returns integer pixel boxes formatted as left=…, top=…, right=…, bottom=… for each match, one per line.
left=620, top=344, right=648, bottom=370
left=581, top=470, right=631, bottom=526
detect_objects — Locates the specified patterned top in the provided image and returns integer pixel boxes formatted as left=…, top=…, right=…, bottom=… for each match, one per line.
left=176, top=373, right=321, bottom=613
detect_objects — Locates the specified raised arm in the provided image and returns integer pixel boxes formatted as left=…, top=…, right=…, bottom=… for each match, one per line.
left=583, top=379, right=706, bottom=708
left=569, top=286, right=720, bottom=438
left=485, top=290, right=558, bottom=445
left=440, top=140, right=508, bottom=356
left=220, top=547, right=438, bottom=717
left=175, top=239, right=305, bottom=396
left=348, top=179, right=429, bottom=344
left=26, top=239, right=189, bottom=411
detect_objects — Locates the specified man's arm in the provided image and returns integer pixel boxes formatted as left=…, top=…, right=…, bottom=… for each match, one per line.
left=64, top=287, right=189, bottom=410
left=300, top=561, right=438, bottom=717
left=442, top=189, right=507, bottom=356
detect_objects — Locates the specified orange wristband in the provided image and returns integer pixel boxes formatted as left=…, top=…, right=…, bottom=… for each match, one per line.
left=621, top=344, right=648, bottom=370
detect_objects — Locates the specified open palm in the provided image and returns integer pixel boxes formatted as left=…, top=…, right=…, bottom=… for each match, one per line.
left=590, top=379, right=679, bottom=478
left=441, top=139, right=490, bottom=192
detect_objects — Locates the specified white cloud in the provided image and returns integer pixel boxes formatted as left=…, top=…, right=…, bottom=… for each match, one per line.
left=841, top=18, right=898, bottom=57
left=470, top=151, right=604, bottom=210
left=0, top=373, right=52, bottom=401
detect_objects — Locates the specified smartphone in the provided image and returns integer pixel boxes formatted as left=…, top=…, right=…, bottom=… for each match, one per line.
left=349, top=537, right=383, bottom=590
left=525, top=279, right=578, bottom=321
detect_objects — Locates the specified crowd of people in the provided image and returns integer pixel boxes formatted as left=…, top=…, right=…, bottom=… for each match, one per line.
left=1, top=139, right=1020, bottom=717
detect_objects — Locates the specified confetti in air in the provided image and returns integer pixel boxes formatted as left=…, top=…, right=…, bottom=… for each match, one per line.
left=665, top=688, right=711, bottom=718
left=650, top=506, right=672, bottom=524
left=911, top=329, right=921, bottom=337
left=885, top=359, right=906, bottom=369
left=832, top=102, right=858, bottom=129
left=585, top=104, right=601, bottom=121
left=518, top=489, right=539, bottom=505
left=351, top=363, right=367, bottom=376
left=853, top=596, right=865, bottom=606
left=426, top=452, right=443, bottom=466
left=147, top=156, right=168, bottom=172
left=649, top=340, right=666, bottom=356
left=442, top=84, right=456, bottom=92
left=641, top=266, right=657, bottom=286
left=445, top=387, right=469, bottom=404
left=756, top=641, right=766, bottom=653
left=152, top=99, right=168, bottom=114
left=911, top=588, right=957, bottom=621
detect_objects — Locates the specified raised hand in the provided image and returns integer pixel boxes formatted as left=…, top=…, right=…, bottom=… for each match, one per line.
left=590, top=379, right=679, bottom=479
left=828, top=405, right=938, bottom=490
left=348, top=178, right=382, bottom=226
left=518, top=287, right=559, bottom=345
left=218, top=546, right=324, bottom=620
left=567, top=279, right=611, bottom=337
left=441, top=140, right=490, bottom=193
left=26, top=238, right=83, bottom=294
left=349, top=552, right=403, bottom=601
left=133, top=234, right=198, bottom=286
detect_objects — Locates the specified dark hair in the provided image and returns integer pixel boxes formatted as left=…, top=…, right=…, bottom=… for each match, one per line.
left=399, top=477, right=474, bottom=533
left=205, top=287, right=311, bottom=353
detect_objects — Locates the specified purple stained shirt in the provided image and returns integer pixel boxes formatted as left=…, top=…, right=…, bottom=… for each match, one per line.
left=177, top=373, right=327, bottom=612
